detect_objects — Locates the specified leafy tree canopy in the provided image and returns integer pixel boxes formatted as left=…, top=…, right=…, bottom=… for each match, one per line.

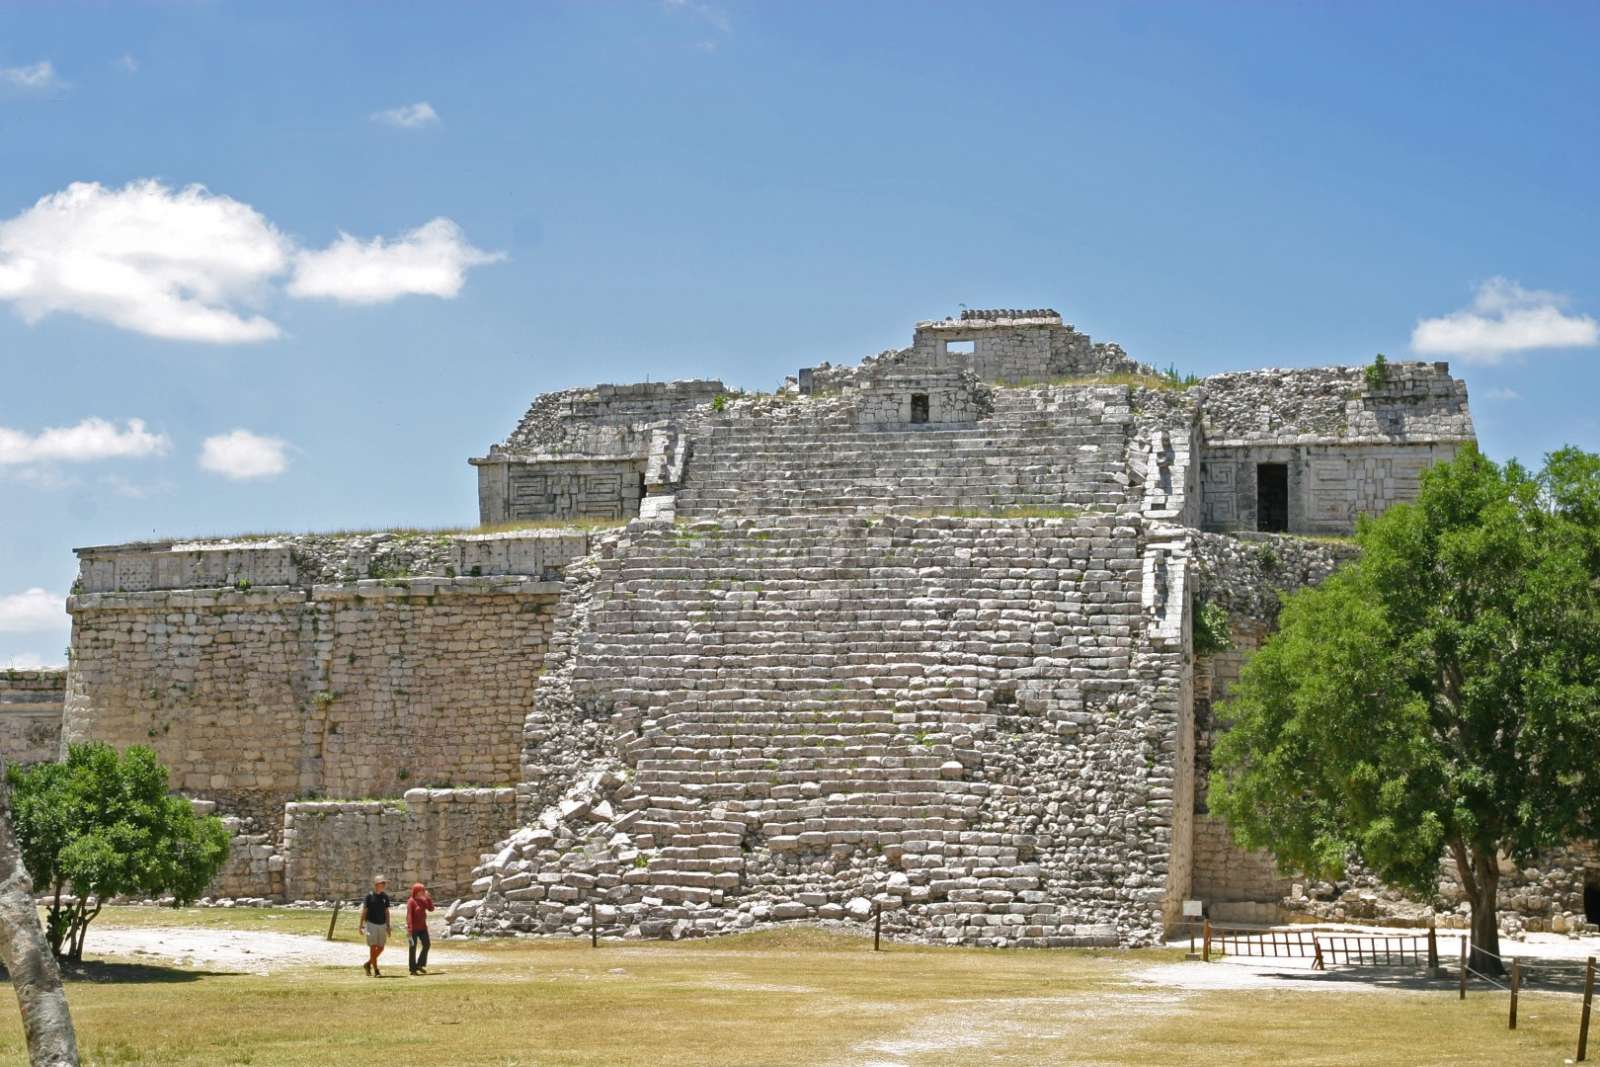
left=1210, top=445, right=1600, bottom=972
left=7, top=742, right=230, bottom=960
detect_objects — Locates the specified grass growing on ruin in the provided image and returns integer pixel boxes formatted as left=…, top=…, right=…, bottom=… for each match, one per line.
left=0, top=911, right=1584, bottom=1067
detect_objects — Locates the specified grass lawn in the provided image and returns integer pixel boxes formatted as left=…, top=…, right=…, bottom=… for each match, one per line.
left=0, top=908, right=1583, bottom=1066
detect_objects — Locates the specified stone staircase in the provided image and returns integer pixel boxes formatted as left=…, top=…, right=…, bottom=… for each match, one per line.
left=672, top=386, right=1138, bottom=517
left=451, top=514, right=1186, bottom=947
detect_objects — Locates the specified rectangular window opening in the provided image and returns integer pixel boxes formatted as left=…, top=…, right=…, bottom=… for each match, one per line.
left=1257, top=463, right=1289, bottom=533
left=910, top=394, right=930, bottom=424
left=1585, top=878, right=1600, bottom=925
left=943, top=339, right=975, bottom=356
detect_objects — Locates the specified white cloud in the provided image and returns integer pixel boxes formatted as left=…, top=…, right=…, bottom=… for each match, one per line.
left=288, top=218, right=505, bottom=305
left=0, top=651, right=60, bottom=670
left=198, top=430, right=289, bottom=480
left=372, top=101, right=439, bottom=129
left=1, top=61, right=64, bottom=91
left=1483, top=386, right=1520, bottom=401
left=0, top=417, right=170, bottom=466
left=0, top=589, right=66, bottom=633
left=0, top=180, right=503, bottom=342
left=0, top=180, right=291, bottom=342
left=1412, top=278, right=1600, bottom=364
left=115, top=53, right=139, bottom=75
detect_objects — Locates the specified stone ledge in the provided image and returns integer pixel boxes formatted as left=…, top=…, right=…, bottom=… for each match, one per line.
left=68, top=577, right=565, bottom=612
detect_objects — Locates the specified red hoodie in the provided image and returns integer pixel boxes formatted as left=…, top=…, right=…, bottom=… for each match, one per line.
left=407, top=889, right=435, bottom=932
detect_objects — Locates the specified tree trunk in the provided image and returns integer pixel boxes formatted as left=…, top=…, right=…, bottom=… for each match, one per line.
left=0, top=771, right=80, bottom=1066
left=1466, top=847, right=1505, bottom=978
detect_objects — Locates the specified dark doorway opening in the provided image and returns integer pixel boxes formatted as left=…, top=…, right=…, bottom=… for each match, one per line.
left=910, top=394, right=930, bottom=424
left=1257, top=463, right=1289, bottom=532
left=1585, top=879, right=1600, bottom=925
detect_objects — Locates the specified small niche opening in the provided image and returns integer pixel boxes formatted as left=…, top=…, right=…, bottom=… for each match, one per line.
left=1584, top=878, right=1600, bottom=925
left=1257, top=463, right=1289, bottom=533
left=943, top=339, right=975, bottom=356
left=910, top=394, right=930, bottom=424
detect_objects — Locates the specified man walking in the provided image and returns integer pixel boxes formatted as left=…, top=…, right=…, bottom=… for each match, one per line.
left=359, top=875, right=393, bottom=977
left=407, top=882, right=435, bottom=975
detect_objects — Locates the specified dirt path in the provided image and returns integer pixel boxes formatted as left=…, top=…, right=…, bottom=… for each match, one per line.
left=87, top=926, right=489, bottom=974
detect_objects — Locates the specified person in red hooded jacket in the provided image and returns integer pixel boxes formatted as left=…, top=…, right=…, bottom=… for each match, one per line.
left=406, top=882, right=435, bottom=975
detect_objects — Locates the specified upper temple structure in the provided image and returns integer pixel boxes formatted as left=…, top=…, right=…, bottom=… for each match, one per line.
left=471, top=308, right=1474, bottom=534
left=30, top=304, right=1585, bottom=950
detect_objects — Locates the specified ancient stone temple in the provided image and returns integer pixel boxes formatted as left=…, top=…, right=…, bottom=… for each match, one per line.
left=42, top=304, right=1570, bottom=946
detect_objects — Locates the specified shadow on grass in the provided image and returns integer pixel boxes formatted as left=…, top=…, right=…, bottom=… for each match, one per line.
left=1198, top=958, right=1598, bottom=996
left=0, top=960, right=221, bottom=984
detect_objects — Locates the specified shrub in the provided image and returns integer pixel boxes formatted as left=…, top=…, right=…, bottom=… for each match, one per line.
left=1192, top=597, right=1234, bottom=656
left=1365, top=352, right=1388, bottom=392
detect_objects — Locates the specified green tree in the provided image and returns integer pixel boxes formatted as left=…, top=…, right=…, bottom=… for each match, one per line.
left=7, top=743, right=230, bottom=960
left=1210, top=446, right=1600, bottom=976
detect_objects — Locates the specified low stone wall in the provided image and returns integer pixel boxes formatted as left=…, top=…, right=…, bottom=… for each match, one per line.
left=0, top=668, right=64, bottom=766
left=282, top=789, right=516, bottom=902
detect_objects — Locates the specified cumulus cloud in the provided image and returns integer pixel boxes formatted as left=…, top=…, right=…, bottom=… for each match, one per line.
left=198, top=430, right=289, bottom=480
left=0, top=417, right=170, bottom=466
left=0, top=180, right=503, bottom=342
left=0, top=180, right=291, bottom=342
left=1412, top=278, right=1600, bottom=364
left=288, top=218, right=505, bottom=304
left=0, top=589, right=66, bottom=633
left=372, top=101, right=438, bottom=128
left=115, top=53, right=139, bottom=75
left=1, top=61, right=64, bottom=91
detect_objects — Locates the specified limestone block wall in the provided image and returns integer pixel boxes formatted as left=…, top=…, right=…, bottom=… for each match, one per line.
left=473, top=380, right=728, bottom=524
left=1198, top=362, right=1473, bottom=445
left=283, top=801, right=410, bottom=902
left=910, top=312, right=1149, bottom=384
left=1190, top=814, right=1291, bottom=905
left=282, top=788, right=516, bottom=901
left=197, top=803, right=284, bottom=901
left=456, top=513, right=1191, bottom=948
left=64, top=586, right=309, bottom=827
left=311, top=581, right=558, bottom=800
left=64, top=578, right=561, bottom=827
left=0, top=668, right=65, bottom=766
left=854, top=371, right=992, bottom=429
left=1200, top=442, right=1465, bottom=535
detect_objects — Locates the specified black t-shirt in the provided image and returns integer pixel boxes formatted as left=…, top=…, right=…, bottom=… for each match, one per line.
left=363, top=891, right=392, bottom=925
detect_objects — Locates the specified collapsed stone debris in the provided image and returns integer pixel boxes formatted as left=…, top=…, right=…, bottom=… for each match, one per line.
left=13, top=305, right=1587, bottom=943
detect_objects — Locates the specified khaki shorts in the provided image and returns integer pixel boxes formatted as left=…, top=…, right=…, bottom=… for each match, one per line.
left=364, top=922, right=389, bottom=948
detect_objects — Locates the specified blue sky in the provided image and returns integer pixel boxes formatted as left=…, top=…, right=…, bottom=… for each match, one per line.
left=3, top=1, right=1598, bottom=666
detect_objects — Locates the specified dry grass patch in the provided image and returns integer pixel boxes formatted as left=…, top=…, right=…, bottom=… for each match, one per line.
left=0, top=914, right=1582, bottom=1067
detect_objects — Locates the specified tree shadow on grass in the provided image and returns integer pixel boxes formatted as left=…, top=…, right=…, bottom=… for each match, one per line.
left=1, top=960, right=218, bottom=984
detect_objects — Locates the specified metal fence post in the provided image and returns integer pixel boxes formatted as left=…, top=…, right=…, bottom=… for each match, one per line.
left=590, top=902, right=598, bottom=948
left=874, top=902, right=882, bottom=952
left=1202, top=919, right=1211, bottom=963
left=1458, top=937, right=1468, bottom=1000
